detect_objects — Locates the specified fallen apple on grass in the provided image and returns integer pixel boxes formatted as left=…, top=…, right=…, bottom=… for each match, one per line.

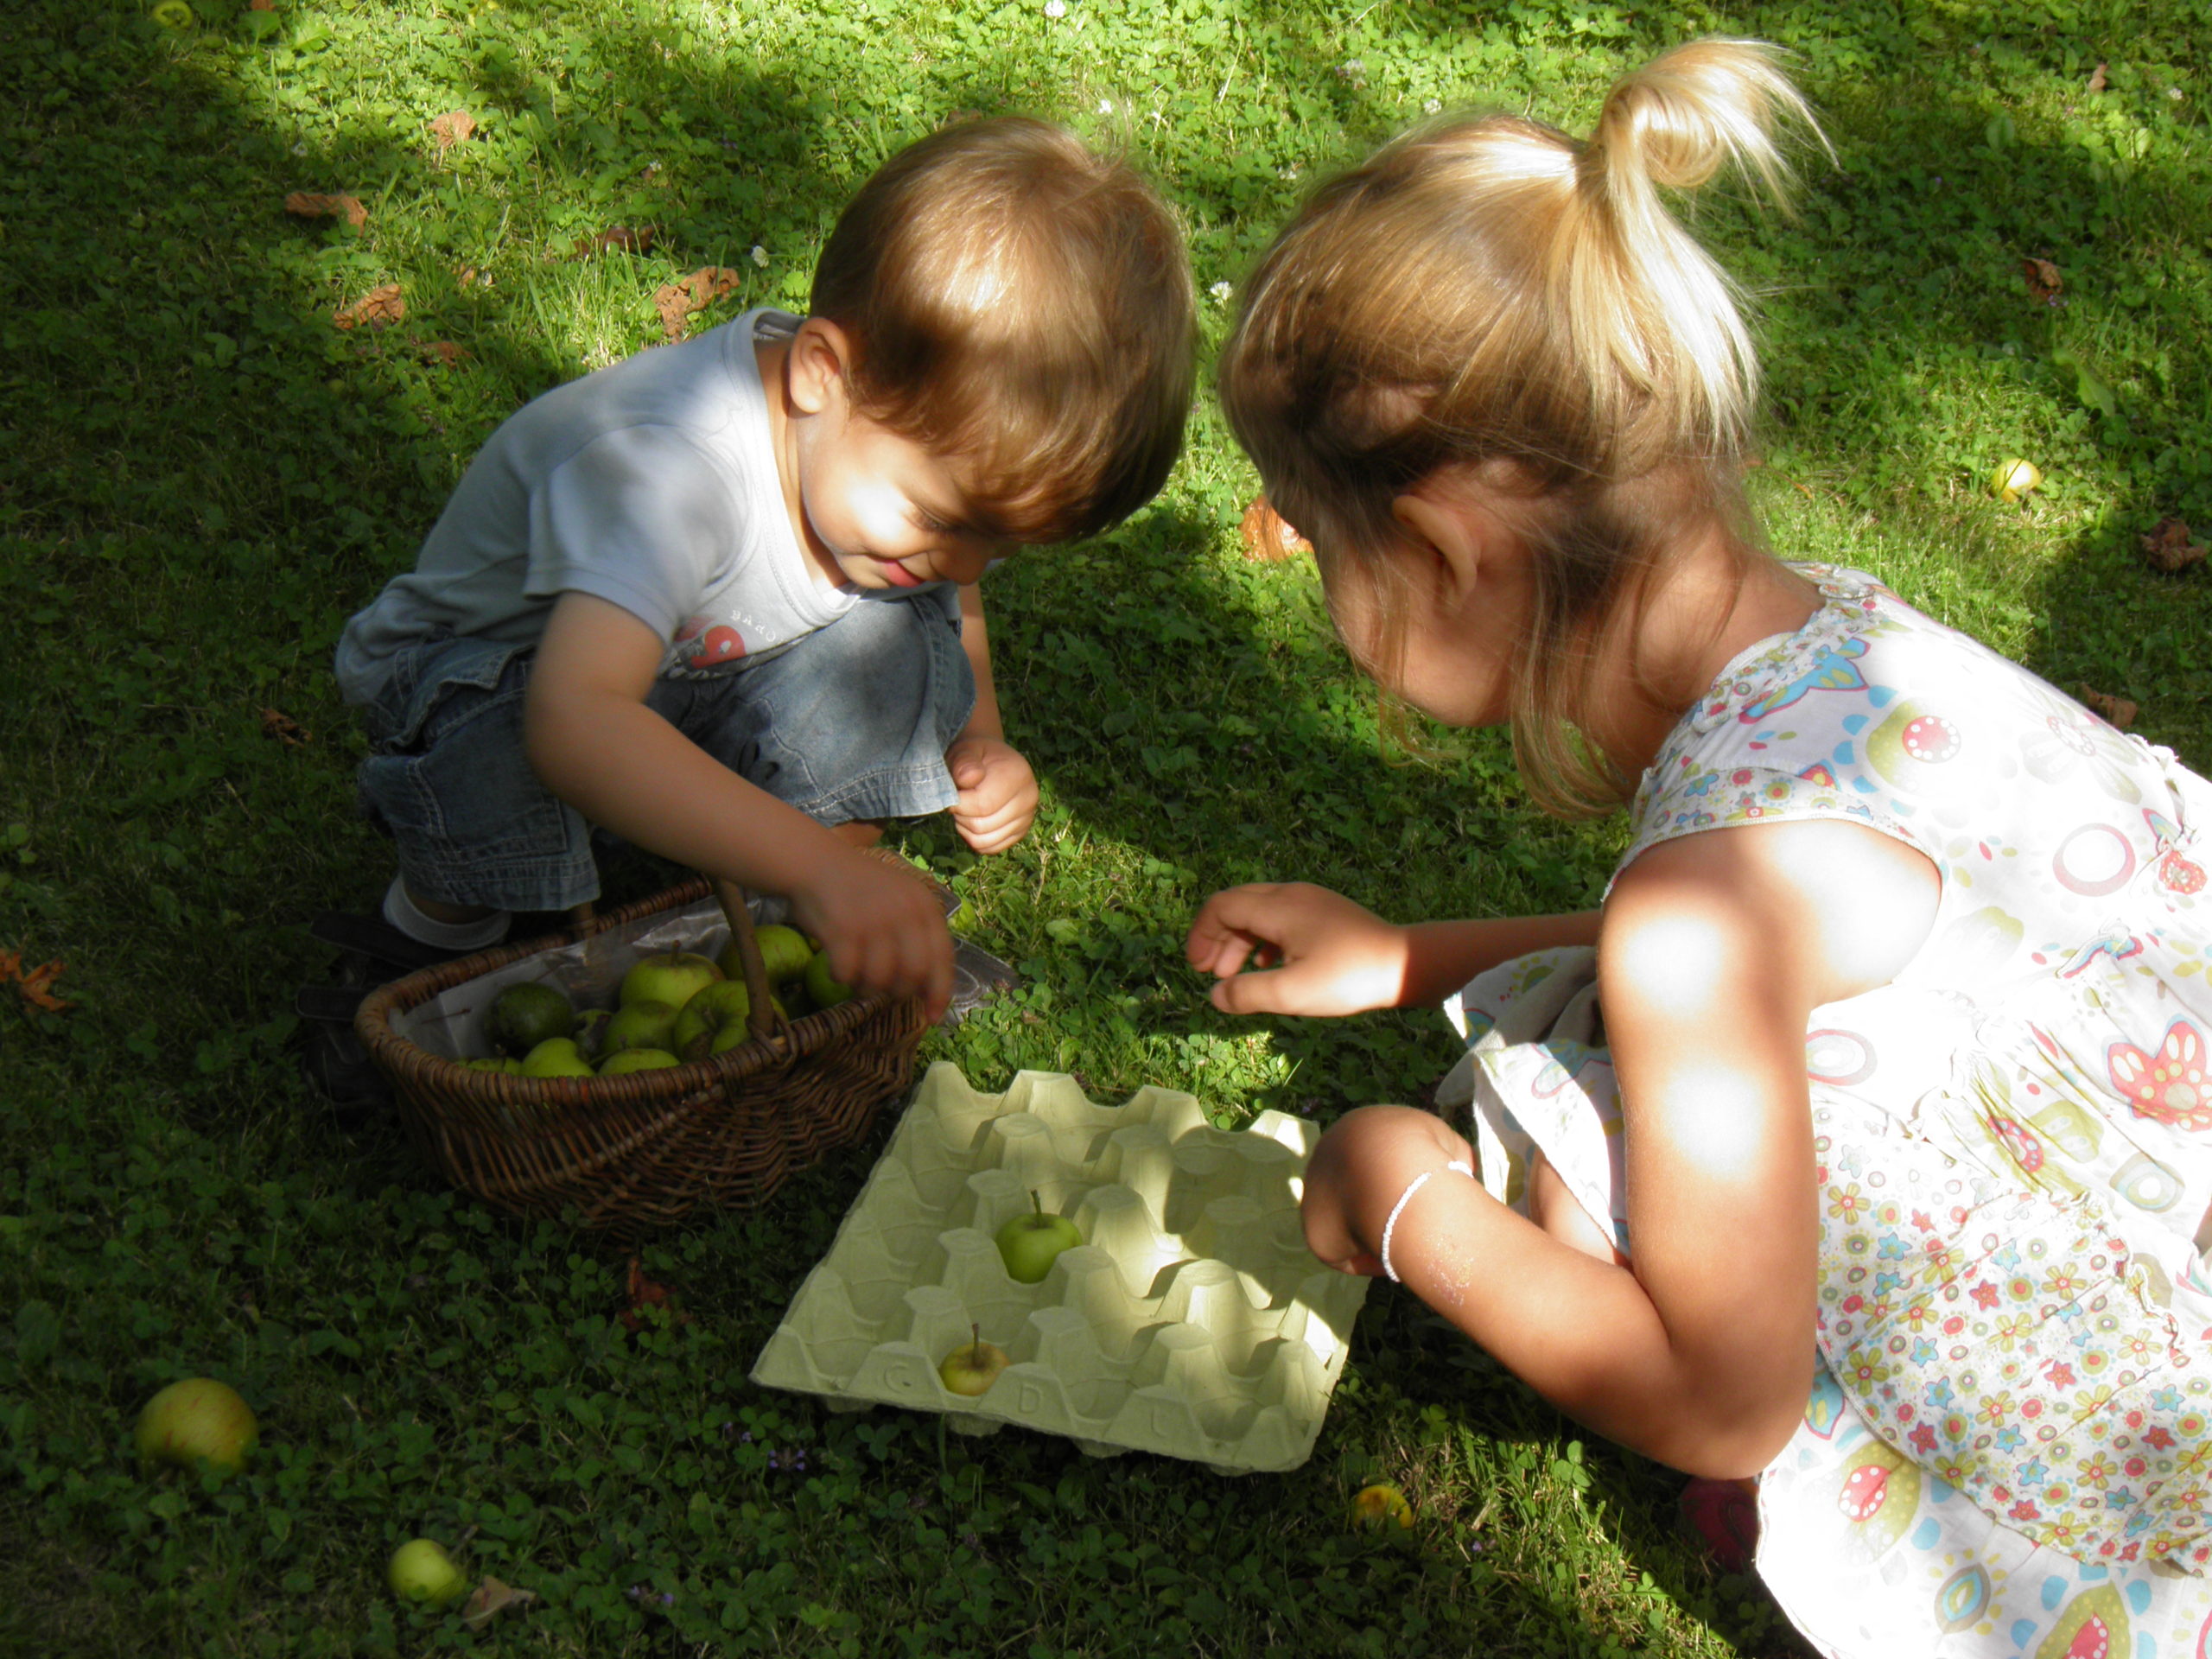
left=995, top=1190, right=1082, bottom=1284
left=938, top=1325, right=1010, bottom=1397
left=1351, top=1483, right=1414, bottom=1531
left=388, top=1536, right=469, bottom=1606
left=134, top=1377, right=257, bottom=1477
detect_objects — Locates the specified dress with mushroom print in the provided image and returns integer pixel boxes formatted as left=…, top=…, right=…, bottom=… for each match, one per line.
left=1459, top=565, right=2212, bottom=1658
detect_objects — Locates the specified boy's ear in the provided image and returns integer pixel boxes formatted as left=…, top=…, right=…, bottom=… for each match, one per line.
left=785, top=318, right=856, bottom=416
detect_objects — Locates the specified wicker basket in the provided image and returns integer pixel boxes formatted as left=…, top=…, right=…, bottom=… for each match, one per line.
left=354, top=880, right=928, bottom=1240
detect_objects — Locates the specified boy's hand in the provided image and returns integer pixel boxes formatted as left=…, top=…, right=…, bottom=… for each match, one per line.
left=1185, top=882, right=1408, bottom=1017
left=947, top=734, right=1036, bottom=855
left=786, top=849, right=954, bottom=1023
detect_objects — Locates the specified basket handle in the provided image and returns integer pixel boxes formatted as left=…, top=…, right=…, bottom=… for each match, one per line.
left=712, top=877, right=781, bottom=1044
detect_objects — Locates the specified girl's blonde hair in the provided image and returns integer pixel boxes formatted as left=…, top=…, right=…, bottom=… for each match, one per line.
left=1220, top=40, right=1822, bottom=816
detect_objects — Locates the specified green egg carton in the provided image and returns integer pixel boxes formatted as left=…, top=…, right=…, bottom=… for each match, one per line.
left=751, top=1063, right=1370, bottom=1474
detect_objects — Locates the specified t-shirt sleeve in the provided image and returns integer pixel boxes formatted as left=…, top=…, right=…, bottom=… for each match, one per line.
left=523, top=426, right=736, bottom=640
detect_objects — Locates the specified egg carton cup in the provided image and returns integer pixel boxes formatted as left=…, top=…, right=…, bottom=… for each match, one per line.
left=751, top=1064, right=1371, bottom=1473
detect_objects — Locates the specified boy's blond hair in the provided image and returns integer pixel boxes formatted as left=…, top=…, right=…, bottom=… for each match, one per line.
left=812, top=117, right=1197, bottom=544
left=1220, top=41, right=1822, bottom=816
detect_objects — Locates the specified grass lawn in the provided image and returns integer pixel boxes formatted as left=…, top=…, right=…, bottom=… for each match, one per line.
left=3, top=0, right=2207, bottom=1653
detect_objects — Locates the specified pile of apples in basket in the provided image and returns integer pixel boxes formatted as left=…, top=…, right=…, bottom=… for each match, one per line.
left=467, top=925, right=847, bottom=1078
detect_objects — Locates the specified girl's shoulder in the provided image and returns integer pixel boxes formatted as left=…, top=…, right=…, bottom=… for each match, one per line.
left=1622, top=561, right=2141, bottom=868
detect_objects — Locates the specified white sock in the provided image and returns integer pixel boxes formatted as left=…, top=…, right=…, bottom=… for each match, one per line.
left=382, top=877, right=512, bottom=952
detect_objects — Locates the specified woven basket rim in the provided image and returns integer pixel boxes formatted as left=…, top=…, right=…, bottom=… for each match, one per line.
left=353, top=879, right=920, bottom=1107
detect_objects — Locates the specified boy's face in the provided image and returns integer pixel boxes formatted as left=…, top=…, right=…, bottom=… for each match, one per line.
left=794, top=410, right=999, bottom=591
left=779, top=320, right=1002, bottom=592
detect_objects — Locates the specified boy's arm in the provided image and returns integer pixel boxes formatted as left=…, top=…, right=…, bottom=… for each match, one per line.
left=945, top=582, right=1037, bottom=855
left=524, top=592, right=954, bottom=1020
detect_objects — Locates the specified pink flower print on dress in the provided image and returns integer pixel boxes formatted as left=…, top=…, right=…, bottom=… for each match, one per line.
left=2107, top=1019, right=2212, bottom=1131
left=1838, top=1461, right=1888, bottom=1521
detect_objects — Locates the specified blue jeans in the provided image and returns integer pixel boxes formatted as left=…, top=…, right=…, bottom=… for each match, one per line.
left=353, top=587, right=972, bottom=911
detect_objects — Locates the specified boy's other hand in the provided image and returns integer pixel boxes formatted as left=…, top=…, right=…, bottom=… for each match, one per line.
left=788, top=849, right=954, bottom=1023
left=947, top=734, right=1037, bottom=855
left=1185, top=882, right=1408, bottom=1017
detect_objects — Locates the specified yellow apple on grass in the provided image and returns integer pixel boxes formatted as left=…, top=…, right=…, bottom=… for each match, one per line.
left=1351, top=1483, right=1414, bottom=1530
left=938, top=1324, right=1010, bottom=1397
left=387, top=1536, right=469, bottom=1606
left=1990, top=457, right=2044, bottom=504
left=134, top=1378, right=257, bottom=1477
left=619, top=950, right=721, bottom=1012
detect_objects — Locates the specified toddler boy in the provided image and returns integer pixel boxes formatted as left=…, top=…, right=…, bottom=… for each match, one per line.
left=330, top=118, right=1195, bottom=1022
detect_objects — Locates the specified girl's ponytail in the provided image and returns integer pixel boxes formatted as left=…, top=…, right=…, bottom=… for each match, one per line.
left=1220, top=38, right=1823, bottom=817
left=1568, top=40, right=1820, bottom=473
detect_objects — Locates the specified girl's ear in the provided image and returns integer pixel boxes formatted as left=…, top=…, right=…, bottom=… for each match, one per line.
left=785, top=318, right=855, bottom=417
left=1389, top=480, right=1493, bottom=614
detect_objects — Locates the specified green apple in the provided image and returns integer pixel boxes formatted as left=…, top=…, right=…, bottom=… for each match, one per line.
left=601, top=999, right=678, bottom=1056
left=571, top=1006, right=612, bottom=1059
left=995, top=1191, right=1082, bottom=1284
left=134, top=1377, right=257, bottom=1477
left=386, top=1536, right=468, bottom=1605
left=618, top=950, right=721, bottom=1012
left=937, top=1324, right=1010, bottom=1397
left=720, top=923, right=815, bottom=987
left=598, top=1047, right=682, bottom=1075
left=484, top=981, right=573, bottom=1057
left=804, top=948, right=855, bottom=1010
left=706, top=998, right=785, bottom=1056
left=519, top=1037, right=594, bottom=1077
left=671, top=980, right=754, bottom=1061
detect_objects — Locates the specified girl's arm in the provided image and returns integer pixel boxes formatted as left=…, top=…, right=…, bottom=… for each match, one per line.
left=1186, top=882, right=1599, bottom=1014
left=1302, top=815, right=1939, bottom=1476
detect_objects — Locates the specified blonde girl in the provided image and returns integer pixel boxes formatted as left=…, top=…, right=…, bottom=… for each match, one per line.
left=1191, top=40, right=2212, bottom=1657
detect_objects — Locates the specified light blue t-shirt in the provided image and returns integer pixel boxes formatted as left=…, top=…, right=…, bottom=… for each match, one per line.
left=334, top=308, right=860, bottom=702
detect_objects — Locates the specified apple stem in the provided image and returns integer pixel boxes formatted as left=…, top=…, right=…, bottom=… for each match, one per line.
left=969, top=1321, right=981, bottom=1358
left=1031, top=1190, right=1042, bottom=1218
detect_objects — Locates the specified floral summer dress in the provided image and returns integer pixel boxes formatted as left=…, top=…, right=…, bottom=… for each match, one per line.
left=1438, top=564, right=2212, bottom=1659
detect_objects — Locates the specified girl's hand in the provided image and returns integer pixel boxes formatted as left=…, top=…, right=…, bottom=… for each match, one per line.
left=1185, top=882, right=1408, bottom=1016
left=786, top=847, right=954, bottom=1023
left=947, top=734, right=1037, bottom=855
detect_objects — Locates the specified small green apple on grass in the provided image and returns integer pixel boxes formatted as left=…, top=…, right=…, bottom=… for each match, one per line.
left=135, top=1377, right=258, bottom=1477
left=387, top=1536, right=469, bottom=1606
left=995, top=1191, right=1082, bottom=1283
left=938, top=1324, right=1010, bottom=1397
left=619, top=950, right=721, bottom=1012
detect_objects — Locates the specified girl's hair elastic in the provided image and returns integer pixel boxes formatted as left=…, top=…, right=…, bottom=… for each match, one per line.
left=1379, top=1160, right=1473, bottom=1283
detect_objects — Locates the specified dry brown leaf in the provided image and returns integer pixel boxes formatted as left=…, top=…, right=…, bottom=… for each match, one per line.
left=651, top=267, right=743, bottom=342
left=3, top=951, right=76, bottom=1014
left=416, top=340, right=470, bottom=366
left=250, top=0, right=273, bottom=10
left=1237, top=496, right=1312, bottom=562
left=333, top=283, right=404, bottom=330
left=570, top=225, right=657, bottom=259
left=2021, top=257, right=2064, bottom=307
left=429, top=110, right=477, bottom=156
left=2079, top=685, right=2139, bottom=730
left=283, top=191, right=367, bottom=229
left=2088, top=61, right=2108, bottom=93
left=2143, top=517, right=2209, bottom=574
left=618, top=1256, right=692, bottom=1332
left=461, top=1577, right=537, bottom=1631
left=259, top=707, right=311, bottom=748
